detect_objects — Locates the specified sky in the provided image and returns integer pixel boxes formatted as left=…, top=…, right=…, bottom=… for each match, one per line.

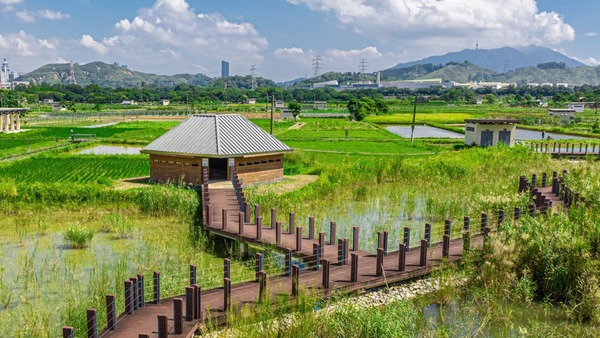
left=0, top=0, right=599, bottom=82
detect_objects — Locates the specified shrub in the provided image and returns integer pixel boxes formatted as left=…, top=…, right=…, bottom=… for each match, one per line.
left=64, top=225, right=94, bottom=249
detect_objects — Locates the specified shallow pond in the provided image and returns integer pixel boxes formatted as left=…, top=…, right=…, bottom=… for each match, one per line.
left=386, top=125, right=464, bottom=138
left=515, top=128, right=589, bottom=141
left=77, top=144, right=142, bottom=155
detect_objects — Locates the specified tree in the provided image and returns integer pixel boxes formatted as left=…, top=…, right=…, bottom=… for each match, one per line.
left=287, top=101, right=302, bottom=121
left=484, top=94, right=496, bottom=105
left=347, top=98, right=365, bottom=121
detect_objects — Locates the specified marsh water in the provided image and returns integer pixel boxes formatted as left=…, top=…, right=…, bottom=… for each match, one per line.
left=386, top=125, right=590, bottom=140
left=76, top=144, right=142, bottom=154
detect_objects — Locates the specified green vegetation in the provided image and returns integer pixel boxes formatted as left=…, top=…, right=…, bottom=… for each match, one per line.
left=64, top=225, right=95, bottom=248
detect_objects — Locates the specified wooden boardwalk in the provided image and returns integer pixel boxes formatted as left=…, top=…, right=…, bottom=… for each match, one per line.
left=92, top=180, right=485, bottom=338
left=529, top=142, right=600, bottom=159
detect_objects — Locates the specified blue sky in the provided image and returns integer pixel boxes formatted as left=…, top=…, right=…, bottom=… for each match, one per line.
left=0, top=0, right=598, bottom=81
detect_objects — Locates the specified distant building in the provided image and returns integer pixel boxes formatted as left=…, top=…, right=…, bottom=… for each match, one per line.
left=556, top=83, right=569, bottom=88
left=0, top=108, right=27, bottom=133
left=221, top=60, right=230, bottom=78
left=566, top=103, right=585, bottom=113
left=379, top=79, right=443, bottom=90
left=161, top=99, right=170, bottom=106
left=43, top=98, right=54, bottom=104
left=244, top=98, right=257, bottom=104
left=275, top=100, right=285, bottom=108
left=549, top=109, right=576, bottom=122
left=464, top=119, right=520, bottom=147
left=313, top=101, right=327, bottom=110
left=121, top=100, right=136, bottom=105
left=312, top=80, right=339, bottom=88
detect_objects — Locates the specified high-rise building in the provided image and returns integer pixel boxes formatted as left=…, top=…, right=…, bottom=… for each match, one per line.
left=221, top=60, right=229, bottom=78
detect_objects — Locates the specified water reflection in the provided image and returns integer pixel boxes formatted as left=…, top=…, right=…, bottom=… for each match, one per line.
left=77, top=145, right=142, bottom=155
left=386, top=126, right=464, bottom=138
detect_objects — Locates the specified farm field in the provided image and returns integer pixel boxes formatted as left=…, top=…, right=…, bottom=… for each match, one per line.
left=1, top=115, right=600, bottom=336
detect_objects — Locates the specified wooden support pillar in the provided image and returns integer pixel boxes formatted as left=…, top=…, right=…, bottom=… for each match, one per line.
left=480, top=212, right=488, bottom=233
left=194, top=284, right=201, bottom=320
left=238, top=211, right=245, bottom=235
left=463, top=216, right=470, bottom=231
left=419, top=239, right=428, bottom=267
left=222, top=208, right=228, bottom=230
left=258, top=271, right=267, bottom=302
left=292, top=265, right=300, bottom=297
left=289, top=212, right=295, bottom=235
left=223, top=278, right=231, bottom=312
left=319, top=232, right=326, bottom=255
left=295, top=226, right=303, bottom=252
left=224, top=258, right=231, bottom=279
left=329, top=221, right=337, bottom=245
left=244, top=203, right=251, bottom=223
left=173, top=298, right=183, bottom=335
left=350, top=253, right=358, bottom=282
left=337, top=239, right=345, bottom=265
left=444, top=219, right=451, bottom=236
left=529, top=204, right=536, bottom=218
left=86, top=308, right=98, bottom=338
left=189, top=264, right=197, bottom=285
left=255, top=253, right=263, bottom=281
left=322, top=259, right=330, bottom=289
left=130, top=277, right=138, bottom=310
left=271, top=208, right=276, bottom=229
left=256, top=217, right=262, bottom=240
left=124, top=280, right=133, bottom=315
left=275, top=222, right=282, bottom=245
left=106, top=294, right=116, bottom=331
left=206, top=204, right=212, bottom=227
left=403, top=227, right=411, bottom=250
left=383, top=231, right=388, bottom=255
left=185, top=287, right=194, bottom=321
left=254, top=204, right=261, bottom=225
left=424, top=223, right=431, bottom=248
left=376, top=248, right=384, bottom=277
left=137, top=274, right=145, bottom=307
left=398, top=243, right=406, bottom=272
left=352, top=226, right=359, bottom=251
left=157, top=315, right=167, bottom=338
left=285, top=248, right=293, bottom=277
left=62, top=327, right=74, bottom=338
left=542, top=172, right=547, bottom=187
left=463, top=231, right=471, bottom=253
left=313, top=243, right=321, bottom=271
left=514, top=207, right=521, bottom=221
left=308, top=216, right=315, bottom=240
left=442, top=234, right=450, bottom=258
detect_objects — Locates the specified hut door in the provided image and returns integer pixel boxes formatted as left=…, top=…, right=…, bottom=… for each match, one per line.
left=208, top=158, right=228, bottom=180
left=480, top=131, right=494, bottom=146
left=498, top=131, right=511, bottom=145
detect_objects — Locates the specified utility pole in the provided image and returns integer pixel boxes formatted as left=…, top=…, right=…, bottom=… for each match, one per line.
left=312, top=55, right=322, bottom=77
left=410, top=94, right=418, bottom=145
left=186, top=92, right=189, bottom=115
left=270, top=95, right=275, bottom=135
left=250, top=65, right=258, bottom=90
left=359, top=59, right=367, bottom=74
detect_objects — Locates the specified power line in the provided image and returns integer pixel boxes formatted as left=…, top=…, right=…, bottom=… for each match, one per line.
left=312, top=55, right=322, bottom=77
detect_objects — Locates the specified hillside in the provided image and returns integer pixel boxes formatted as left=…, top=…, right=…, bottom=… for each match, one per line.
left=390, top=46, right=584, bottom=73
left=19, top=61, right=212, bottom=88
left=420, top=62, right=498, bottom=83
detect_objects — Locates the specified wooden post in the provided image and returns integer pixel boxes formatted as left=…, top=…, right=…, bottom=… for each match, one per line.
left=185, top=287, right=194, bottom=321
left=255, top=253, right=263, bottom=281
left=308, top=216, right=315, bottom=240
left=344, top=238, right=349, bottom=265
left=419, top=239, right=428, bottom=266
left=329, top=221, right=337, bottom=245
left=62, top=327, right=74, bottom=338
left=258, top=271, right=267, bottom=302
left=153, top=271, right=160, bottom=304
left=398, top=243, right=406, bottom=272
left=157, top=315, right=167, bottom=338
left=442, top=234, right=450, bottom=258
left=480, top=212, right=488, bottom=233
left=254, top=204, right=261, bottom=225
left=313, top=243, right=321, bottom=271
left=444, top=219, right=451, bottom=236
left=245, top=202, right=251, bottom=223
left=238, top=212, right=245, bottom=235
left=542, top=172, right=547, bottom=187
left=529, top=204, right=536, bottom=218
left=289, top=212, right=295, bottom=235
left=256, top=217, right=262, bottom=240
left=106, top=295, right=116, bottom=331
left=189, top=265, right=197, bottom=285
left=463, top=231, right=471, bottom=253
left=424, top=223, right=431, bottom=248
left=514, top=207, right=521, bottom=221
left=322, top=259, right=330, bottom=289
left=377, top=231, right=384, bottom=250
left=224, top=258, right=231, bottom=279
left=173, top=298, right=183, bottom=335
left=206, top=204, right=212, bottom=227
left=403, top=227, right=411, bottom=250
left=292, top=265, right=300, bottom=297
left=319, top=232, right=326, bottom=255
left=296, top=226, right=303, bottom=252
left=498, top=209, right=505, bottom=231
left=376, top=248, right=384, bottom=277
left=285, top=248, right=293, bottom=277
left=352, top=226, right=359, bottom=251
left=531, top=174, right=537, bottom=188
left=137, top=274, right=144, bottom=307
left=275, top=221, right=282, bottom=245
left=86, top=308, right=97, bottom=338
left=223, top=278, right=231, bottom=312
left=383, top=231, right=389, bottom=255
left=271, top=208, right=276, bottom=229
left=194, top=284, right=201, bottom=320
left=222, top=208, right=228, bottom=230
left=124, top=280, right=133, bottom=315
left=463, top=216, right=470, bottom=231
left=350, top=253, right=359, bottom=282
left=338, top=239, right=344, bottom=265
left=130, top=277, right=138, bottom=310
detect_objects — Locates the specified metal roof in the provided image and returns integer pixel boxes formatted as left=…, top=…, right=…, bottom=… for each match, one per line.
left=0, top=108, right=27, bottom=114
left=465, top=119, right=521, bottom=124
left=141, top=114, right=293, bottom=157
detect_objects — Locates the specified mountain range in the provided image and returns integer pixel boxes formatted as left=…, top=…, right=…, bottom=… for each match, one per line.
left=17, top=46, right=600, bottom=88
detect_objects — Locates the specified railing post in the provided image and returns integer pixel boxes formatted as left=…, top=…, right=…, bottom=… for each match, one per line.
left=190, top=265, right=197, bottom=285
left=424, top=223, right=431, bottom=248
left=106, top=294, right=116, bottom=331
left=256, top=217, right=262, bottom=240
left=308, top=216, right=315, bottom=240
left=398, top=243, right=406, bottom=272
left=258, top=271, right=267, bottom=302
left=185, top=287, right=194, bottom=321
left=498, top=209, right=505, bottom=230
left=271, top=208, right=276, bottom=229
left=350, top=253, right=359, bottom=282
left=444, top=219, right=451, bottom=236
left=289, top=212, right=295, bottom=235
left=292, top=265, right=300, bottom=297
left=245, top=202, right=251, bottom=223
left=352, top=226, right=359, bottom=251
left=383, top=231, right=389, bottom=255
left=222, top=208, right=228, bottom=230
left=329, top=221, right=337, bottom=245
left=238, top=211, right=245, bottom=235
left=157, top=315, right=167, bottom=338
left=153, top=271, right=160, bottom=304
left=313, top=243, right=321, bottom=271
left=275, top=221, right=282, bottom=245
left=480, top=212, right=488, bottom=233
left=124, top=280, right=133, bottom=315
left=319, top=232, right=326, bottom=256
left=322, top=259, right=330, bottom=289
left=223, top=278, right=231, bottom=312
left=173, top=298, right=183, bottom=334
left=285, top=248, right=293, bottom=277
left=419, top=239, right=428, bottom=267
left=376, top=248, right=384, bottom=277
left=338, top=239, right=344, bottom=265
left=86, top=308, right=98, bottom=338
left=62, top=327, right=74, bottom=338
left=254, top=204, right=261, bottom=225
left=296, top=226, right=303, bottom=252
left=514, top=207, right=521, bottom=221
left=255, top=253, right=263, bottom=281
left=130, top=277, right=138, bottom=310
left=529, top=204, right=536, bottom=218
left=403, top=227, right=411, bottom=250
left=463, top=216, right=470, bottom=231
left=542, top=172, right=547, bottom=187
left=137, top=274, right=145, bottom=307
left=224, top=258, right=231, bottom=279
left=442, top=234, right=450, bottom=259
left=206, top=204, right=212, bottom=227
left=194, top=284, right=201, bottom=320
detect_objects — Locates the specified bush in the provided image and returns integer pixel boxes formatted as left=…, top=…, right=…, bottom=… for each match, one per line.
left=64, top=225, right=94, bottom=249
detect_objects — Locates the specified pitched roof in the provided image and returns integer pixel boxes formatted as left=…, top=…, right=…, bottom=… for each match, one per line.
left=141, top=114, right=292, bottom=157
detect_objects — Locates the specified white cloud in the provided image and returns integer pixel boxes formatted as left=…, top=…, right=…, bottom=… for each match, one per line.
left=79, top=35, right=108, bottom=55
left=37, top=9, right=70, bottom=20
left=275, top=47, right=305, bottom=57
left=584, top=32, right=598, bottom=38
left=16, top=10, right=34, bottom=23
left=0, top=0, right=22, bottom=4
left=37, top=39, right=56, bottom=50
left=288, top=0, right=575, bottom=55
